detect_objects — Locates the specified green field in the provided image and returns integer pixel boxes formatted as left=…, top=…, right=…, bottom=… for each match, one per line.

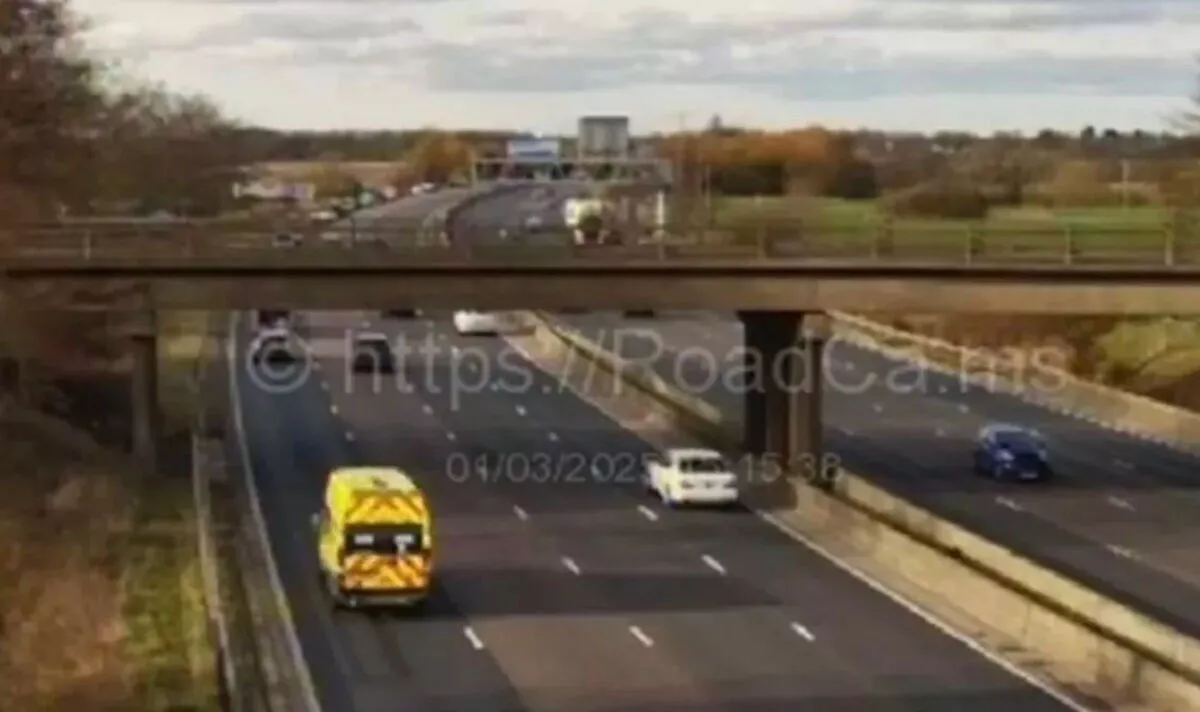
left=710, top=196, right=1169, bottom=230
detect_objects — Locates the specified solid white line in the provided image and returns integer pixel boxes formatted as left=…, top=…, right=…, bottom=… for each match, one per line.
left=226, top=313, right=321, bottom=711
left=1107, top=496, right=1134, bottom=510
left=701, top=554, right=725, bottom=575
left=562, top=557, right=581, bottom=575
left=628, top=626, right=654, bottom=647
left=790, top=622, right=815, bottom=641
left=463, top=626, right=484, bottom=650
left=513, top=505, right=528, bottom=521
left=637, top=505, right=658, bottom=521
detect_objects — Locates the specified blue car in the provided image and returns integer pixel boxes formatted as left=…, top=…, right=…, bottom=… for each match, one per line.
left=973, top=424, right=1053, bottom=482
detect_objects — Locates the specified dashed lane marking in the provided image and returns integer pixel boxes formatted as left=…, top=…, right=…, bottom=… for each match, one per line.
left=637, top=505, right=658, bottom=521
left=562, top=557, right=581, bottom=575
left=513, top=505, right=528, bottom=521
left=994, top=497, right=1022, bottom=512
left=628, top=626, right=654, bottom=647
left=463, top=627, right=484, bottom=650
left=790, top=622, right=815, bottom=641
left=701, top=554, right=726, bottom=575
left=1107, top=496, right=1134, bottom=511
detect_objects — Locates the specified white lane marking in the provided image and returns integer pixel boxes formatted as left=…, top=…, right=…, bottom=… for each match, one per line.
left=838, top=426, right=855, bottom=436
left=756, top=509, right=1094, bottom=711
left=872, top=404, right=883, bottom=413
left=701, top=554, right=726, bottom=575
left=422, top=404, right=433, bottom=415
left=513, top=505, right=528, bottom=521
left=958, top=403, right=969, bottom=413
left=345, top=431, right=355, bottom=441
left=790, top=622, right=815, bottom=641
left=320, top=381, right=329, bottom=390
left=1107, top=496, right=1134, bottom=511
left=562, top=557, right=581, bottom=575
left=637, top=505, right=658, bottom=521
left=360, top=319, right=370, bottom=328
left=463, top=627, right=485, bottom=650
left=548, top=432, right=559, bottom=442
left=628, top=626, right=654, bottom=647
left=329, top=404, right=338, bottom=415
left=446, top=431, right=457, bottom=441
left=515, top=405, right=527, bottom=415
left=934, top=427, right=945, bottom=437
left=994, top=496, right=1022, bottom=512
left=1107, top=544, right=1138, bottom=560
left=1114, top=459, right=1133, bottom=470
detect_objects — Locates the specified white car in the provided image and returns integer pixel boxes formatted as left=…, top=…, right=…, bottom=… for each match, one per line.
left=453, top=310, right=503, bottom=335
left=643, top=448, right=739, bottom=507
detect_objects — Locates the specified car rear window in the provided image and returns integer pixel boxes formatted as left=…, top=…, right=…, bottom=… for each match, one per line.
left=679, top=457, right=728, bottom=473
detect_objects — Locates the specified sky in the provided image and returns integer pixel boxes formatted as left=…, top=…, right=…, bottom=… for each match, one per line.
left=77, top=0, right=1200, bottom=134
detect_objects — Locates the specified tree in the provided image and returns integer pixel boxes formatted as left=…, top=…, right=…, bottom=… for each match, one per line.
left=406, top=130, right=471, bottom=183
left=0, top=0, right=105, bottom=219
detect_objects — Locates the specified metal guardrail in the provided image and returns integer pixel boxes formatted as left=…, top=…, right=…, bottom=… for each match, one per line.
left=2, top=220, right=1199, bottom=266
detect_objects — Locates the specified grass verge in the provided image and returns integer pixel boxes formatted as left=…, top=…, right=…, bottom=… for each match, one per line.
left=0, top=310, right=220, bottom=711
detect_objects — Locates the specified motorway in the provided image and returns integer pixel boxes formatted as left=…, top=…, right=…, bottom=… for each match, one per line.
left=453, top=181, right=1200, bottom=634
left=232, top=187, right=1080, bottom=711
left=235, top=309, right=1077, bottom=711
left=557, top=311, right=1200, bottom=635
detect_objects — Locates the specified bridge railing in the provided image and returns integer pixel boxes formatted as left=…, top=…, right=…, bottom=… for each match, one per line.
left=1, top=219, right=1197, bottom=265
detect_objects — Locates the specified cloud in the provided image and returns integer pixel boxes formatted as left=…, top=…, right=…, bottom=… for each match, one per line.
left=71, top=0, right=1200, bottom=130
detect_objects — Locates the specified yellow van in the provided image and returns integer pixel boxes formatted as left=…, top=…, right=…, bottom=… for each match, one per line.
left=313, top=467, right=434, bottom=610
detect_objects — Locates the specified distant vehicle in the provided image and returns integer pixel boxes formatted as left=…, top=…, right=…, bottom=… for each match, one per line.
left=272, top=232, right=301, bottom=248
left=973, top=424, right=1053, bottom=482
left=310, top=209, right=337, bottom=222
left=453, top=310, right=504, bottom=335
left=313, top=467, right=434, bottom=610
left=256, top=309, right=290, bottom=328
left=250, top=327, right=299, bottom=365
left=351, top=332, right=395, bottom=373
left=642, top=448, right=739, bottom=507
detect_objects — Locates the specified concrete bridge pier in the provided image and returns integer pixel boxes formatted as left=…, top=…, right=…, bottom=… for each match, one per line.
left=128, top=306, right=159, bottom=472
left=739, top=311, right=828, bottom=495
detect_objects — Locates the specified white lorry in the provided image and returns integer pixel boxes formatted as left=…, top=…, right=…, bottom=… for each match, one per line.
left=562, top=197, right=607, bottom=245
left=642, top=448, right=739, bottom=507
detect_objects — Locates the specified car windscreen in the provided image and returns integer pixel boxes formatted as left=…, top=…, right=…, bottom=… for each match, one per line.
left=343, top=523, right=424, bottom=555
left=678, top=457, right=728, bottom=474
left=994, top=432, right=1041, bottom=452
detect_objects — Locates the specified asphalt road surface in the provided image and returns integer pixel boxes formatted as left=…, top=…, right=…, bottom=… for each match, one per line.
left=557, top=310, right=1200, bottom=636
left=233, top=305, right=1079, bottom=711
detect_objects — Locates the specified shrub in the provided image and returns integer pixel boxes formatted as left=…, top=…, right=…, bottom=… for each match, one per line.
left=884, top=181, right=991, bottom=219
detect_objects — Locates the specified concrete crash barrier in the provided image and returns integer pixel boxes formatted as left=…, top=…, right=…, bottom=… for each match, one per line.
left=828, top=312, right=1200, bottom=452
left=527, top=311, right=1200, bottom=710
